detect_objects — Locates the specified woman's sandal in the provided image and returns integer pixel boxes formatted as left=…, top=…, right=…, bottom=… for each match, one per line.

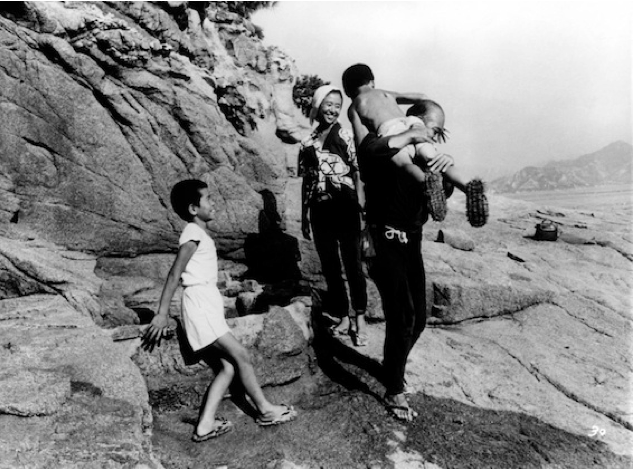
left=329, top=324, right=349, bottom=337
left=349, top=329, right=368, bottom=347
left=191, top=417, right=233, bottom=442
left=256, top=404, right=297, bottom=427
left=465, top=179, right=489, bottom=227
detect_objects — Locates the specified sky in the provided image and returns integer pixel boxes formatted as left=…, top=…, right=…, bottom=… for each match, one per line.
left=252, top=1, right=633, bottom=180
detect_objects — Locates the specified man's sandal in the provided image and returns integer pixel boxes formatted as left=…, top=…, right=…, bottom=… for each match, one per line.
left=384, top=394, right=418, bottom=422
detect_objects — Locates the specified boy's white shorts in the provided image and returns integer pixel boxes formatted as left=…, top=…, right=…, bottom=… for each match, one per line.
left=181, top=284, right=230, bottom=351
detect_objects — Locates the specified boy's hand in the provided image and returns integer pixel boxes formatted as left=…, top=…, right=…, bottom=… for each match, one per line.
left=427, top=153, right=454, bottom=173
left=141, top=313, right=170, bottom=352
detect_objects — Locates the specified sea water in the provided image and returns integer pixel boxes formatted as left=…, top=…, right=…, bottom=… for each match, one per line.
left=500, top=183, right=633, bottom=212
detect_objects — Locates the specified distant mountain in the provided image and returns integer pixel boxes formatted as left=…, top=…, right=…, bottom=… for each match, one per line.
left=490, top=141, right=633, bottom=193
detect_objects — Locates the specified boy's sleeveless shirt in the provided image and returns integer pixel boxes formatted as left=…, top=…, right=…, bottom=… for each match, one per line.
left=178, top=223, right=218, bottom=287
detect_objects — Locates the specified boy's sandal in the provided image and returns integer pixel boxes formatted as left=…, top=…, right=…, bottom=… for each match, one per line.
left=191, top=418, right=233, bottom=442
left=465, top=179, right=489, bottom=228
left=256, top=404, right=297, bottom=426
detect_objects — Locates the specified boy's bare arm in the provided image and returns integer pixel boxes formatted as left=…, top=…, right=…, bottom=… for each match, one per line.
left=142, top=241, right=197, bottom=350
left=348, top=105, right=369, bottom=148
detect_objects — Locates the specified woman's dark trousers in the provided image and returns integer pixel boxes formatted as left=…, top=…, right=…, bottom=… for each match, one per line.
left=310, top=198, right=367, bottom=319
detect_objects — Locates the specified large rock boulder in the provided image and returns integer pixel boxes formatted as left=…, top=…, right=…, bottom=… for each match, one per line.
left=0, top=1, right=308, bottom=258
left=0, top=294, right=159, bottom=468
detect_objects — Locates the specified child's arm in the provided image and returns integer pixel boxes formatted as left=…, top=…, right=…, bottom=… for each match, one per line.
left=390, top=91, right=428, bottom=105
left=142, top=241, right=197, bottom=351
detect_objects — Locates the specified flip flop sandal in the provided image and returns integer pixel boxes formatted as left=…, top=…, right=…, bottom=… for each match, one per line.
left=329, top=324, right=350, bottom=337
left=256, top=404, right=297, bottom=427
left=191, top=418, right=233, bottom=442
left=466, top=179, right=489, bottom=228
left=425, top=171, right=447, bottom=222
left=385, top=403, right=419, bottom=421
left=349, top=329, right=368, bottom=347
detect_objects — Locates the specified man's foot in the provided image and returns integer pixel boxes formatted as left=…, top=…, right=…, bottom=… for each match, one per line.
left=256, top=404, right=297, bottom=426
left=329, top=316, right=351, bottom=336
left=465, top=179, right=489, bottom=227
left=192, top=417, right=233, bottom=442
left=384, top=393, right=418, bottom=422
left=425, top=172, right=447, bottom=222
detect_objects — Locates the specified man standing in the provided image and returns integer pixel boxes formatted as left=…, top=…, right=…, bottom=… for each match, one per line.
left=357, top=115, right=454, bottom=421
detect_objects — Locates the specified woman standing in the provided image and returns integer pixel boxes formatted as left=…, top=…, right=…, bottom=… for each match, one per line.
left=298, top=85, right=368, bottom=346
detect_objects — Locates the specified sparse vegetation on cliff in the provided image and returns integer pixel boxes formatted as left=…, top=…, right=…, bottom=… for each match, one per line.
left=292, top=74, right=330, bottom=118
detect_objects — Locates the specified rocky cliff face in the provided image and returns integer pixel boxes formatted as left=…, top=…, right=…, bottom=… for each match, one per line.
left=491, top=141, right=633, bottom=193
left=0, top=1, right=307, bottom=257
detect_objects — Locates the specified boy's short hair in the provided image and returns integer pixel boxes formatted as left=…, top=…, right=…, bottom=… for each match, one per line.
left=170, top=179, right=208, bottom=221
left=342, top=64, right=374, bottom=97
left=406, top=99, right=444, bottom=119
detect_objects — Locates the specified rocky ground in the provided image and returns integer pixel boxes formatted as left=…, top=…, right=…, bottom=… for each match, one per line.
left=140, top=184, right=632, bottom=468
left=0, top=187, right=631, bottom=468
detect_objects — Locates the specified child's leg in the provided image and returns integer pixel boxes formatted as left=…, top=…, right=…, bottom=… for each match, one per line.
left=194, top=356, right=235, bottom=438
left=211, top=332, right=297, bottom=423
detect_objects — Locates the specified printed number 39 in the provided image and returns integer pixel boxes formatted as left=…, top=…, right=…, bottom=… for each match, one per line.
left=588, top=425, right=606, bottom=437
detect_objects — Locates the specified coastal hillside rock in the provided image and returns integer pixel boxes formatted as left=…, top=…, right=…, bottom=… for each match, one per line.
left=491, top=141, right=633, bottom=193
left=0, top=1, right=308, bottom=257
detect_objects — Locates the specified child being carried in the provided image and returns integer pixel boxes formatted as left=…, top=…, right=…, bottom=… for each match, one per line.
left=342, top=63, right=488, bottom=227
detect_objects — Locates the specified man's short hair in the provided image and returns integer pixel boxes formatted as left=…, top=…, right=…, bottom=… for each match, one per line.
left=170, top=179, right=208, bottom=221
left=342, top=64, right=374, bottom=97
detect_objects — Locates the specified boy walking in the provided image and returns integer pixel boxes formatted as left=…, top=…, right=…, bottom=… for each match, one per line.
left=142, top=179, right=296, bottom=442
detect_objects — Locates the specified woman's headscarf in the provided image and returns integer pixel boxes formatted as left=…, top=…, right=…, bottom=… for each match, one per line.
left=309, top=85, right=342, bottom=125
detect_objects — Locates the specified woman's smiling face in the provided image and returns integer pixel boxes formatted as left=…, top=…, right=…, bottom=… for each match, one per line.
left=317, top=91, right=342, bottom=126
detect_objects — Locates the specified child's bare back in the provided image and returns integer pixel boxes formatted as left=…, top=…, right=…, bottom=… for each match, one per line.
left=353, top=88, right=406, bottom=134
